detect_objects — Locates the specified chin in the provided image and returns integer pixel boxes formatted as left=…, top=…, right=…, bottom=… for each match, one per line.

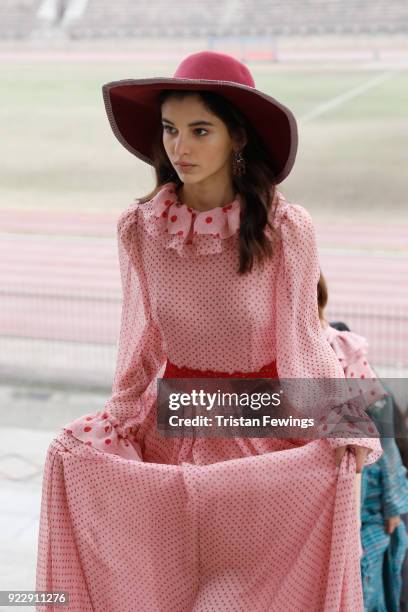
left=176, top=173, right=201, bottom=182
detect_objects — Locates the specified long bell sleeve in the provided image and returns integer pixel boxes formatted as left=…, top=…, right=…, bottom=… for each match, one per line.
left=273, top=199, right=384, bottom=466
left=274, top=202, right=345, bottom=380
left=63, top=201, right=167, bottom=458
left=323, top=324, right=389, bottom=465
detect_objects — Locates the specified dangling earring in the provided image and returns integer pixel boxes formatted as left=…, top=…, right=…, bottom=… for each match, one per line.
left=232, top=149, right=246, bottom=177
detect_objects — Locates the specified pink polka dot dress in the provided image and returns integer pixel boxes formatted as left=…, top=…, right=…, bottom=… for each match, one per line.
left=35, top=182, right=385, bottom=611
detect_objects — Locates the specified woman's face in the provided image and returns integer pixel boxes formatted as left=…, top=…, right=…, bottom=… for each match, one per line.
left=161, top=94, right=237, bottom=185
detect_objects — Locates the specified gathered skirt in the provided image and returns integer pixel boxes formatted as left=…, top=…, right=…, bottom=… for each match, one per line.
left=35, top=359, right=365, bottom=611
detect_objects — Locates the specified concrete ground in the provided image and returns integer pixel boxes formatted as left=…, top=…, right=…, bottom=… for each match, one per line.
left=0, top=385, right=106, bottom=611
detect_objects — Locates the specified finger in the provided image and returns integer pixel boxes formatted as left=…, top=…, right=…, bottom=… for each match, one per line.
left=390, top=518, right=400, bottom=532
left=353, top=446, right=369, bottom=473
left=335, top=446, right=347, bottom=468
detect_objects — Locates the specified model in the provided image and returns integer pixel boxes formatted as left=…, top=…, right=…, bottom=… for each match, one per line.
left=36, top=50, right=386, bottom=612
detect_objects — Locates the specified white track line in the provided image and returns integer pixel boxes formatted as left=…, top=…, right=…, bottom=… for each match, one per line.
left=299, top=68, right=405, bottom=124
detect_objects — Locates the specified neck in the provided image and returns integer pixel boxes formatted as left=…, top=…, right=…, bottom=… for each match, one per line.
left=177, top=180, right=236, bottom=212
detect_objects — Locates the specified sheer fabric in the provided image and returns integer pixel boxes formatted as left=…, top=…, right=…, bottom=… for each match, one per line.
left=273, top=202, right=384, bottom=459
left=64, top=183, right=383, bottom=464
left=36, top=183, right=385, bottom=611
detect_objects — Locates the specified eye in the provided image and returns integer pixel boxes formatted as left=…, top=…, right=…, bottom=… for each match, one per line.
left=162, top=125, right=208, bottom=136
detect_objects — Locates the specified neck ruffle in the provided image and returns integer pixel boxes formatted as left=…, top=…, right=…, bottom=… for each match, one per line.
left=142, top=181, right=242, bottom=256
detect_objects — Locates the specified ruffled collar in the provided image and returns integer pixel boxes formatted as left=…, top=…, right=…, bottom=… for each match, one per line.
left=142, top=181, right=242, bottom=256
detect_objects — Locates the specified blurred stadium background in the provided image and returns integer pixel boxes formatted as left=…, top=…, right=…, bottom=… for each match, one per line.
left=0, top=1, right=407, bottom=594
left=0, top=0, right=407, bottom=399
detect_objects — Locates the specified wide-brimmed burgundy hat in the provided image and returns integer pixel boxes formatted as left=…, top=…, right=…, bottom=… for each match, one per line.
left=102, top=50, right=298, bottom=184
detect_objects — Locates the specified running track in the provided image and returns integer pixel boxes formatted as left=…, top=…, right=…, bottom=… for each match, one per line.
left=1, top=208, right=407, bottom=369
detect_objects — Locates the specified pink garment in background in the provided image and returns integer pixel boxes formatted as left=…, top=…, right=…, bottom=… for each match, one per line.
left=322, top=323, right=382, bottom=383
left=36, top=183, right=385, bottom=611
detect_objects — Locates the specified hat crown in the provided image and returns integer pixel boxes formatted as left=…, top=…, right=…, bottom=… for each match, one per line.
left=173, top=50, right=255, bottom=88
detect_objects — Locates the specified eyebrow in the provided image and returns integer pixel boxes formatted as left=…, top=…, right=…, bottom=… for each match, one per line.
left=161, top=118, right=215, bottom=127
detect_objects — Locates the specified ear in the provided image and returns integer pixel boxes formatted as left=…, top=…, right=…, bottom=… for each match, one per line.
left=233, top=127, right=247, bottom=151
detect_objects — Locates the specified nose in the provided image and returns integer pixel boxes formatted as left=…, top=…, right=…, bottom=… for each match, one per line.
left=173, top=132, right=191, bottom=157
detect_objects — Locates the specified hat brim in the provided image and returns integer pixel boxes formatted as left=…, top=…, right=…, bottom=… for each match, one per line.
left=102, top=78, right=298, bottom=184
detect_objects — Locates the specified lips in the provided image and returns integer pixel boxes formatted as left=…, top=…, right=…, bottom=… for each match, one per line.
left=176, top=162, right=195, bottom=167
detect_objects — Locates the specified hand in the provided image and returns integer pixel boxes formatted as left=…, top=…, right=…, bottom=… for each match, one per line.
left=385, top=516, right=401, bottom=534
left=334, top=444, right=370, bottom=473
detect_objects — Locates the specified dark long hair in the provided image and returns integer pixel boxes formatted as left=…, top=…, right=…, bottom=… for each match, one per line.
left=136, top=89, right=281, bottom=275
left=317, top=269, right=328, bottom=323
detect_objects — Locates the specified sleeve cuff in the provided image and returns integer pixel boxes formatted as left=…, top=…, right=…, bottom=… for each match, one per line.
left=326, top=436, right=383, bottom=466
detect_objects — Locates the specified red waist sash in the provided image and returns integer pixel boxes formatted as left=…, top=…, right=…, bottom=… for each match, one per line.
left=163, top=358, right=278, bottom=379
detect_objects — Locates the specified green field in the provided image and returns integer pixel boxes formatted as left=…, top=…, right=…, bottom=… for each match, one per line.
left=1, top=60, right=407, bottom=220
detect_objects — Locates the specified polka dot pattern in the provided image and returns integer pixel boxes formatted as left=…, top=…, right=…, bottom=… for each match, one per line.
left=321, top=325, right=385, bottom=463
left=36, top=429, right=367, bottom=610
left=36, top=184, right=379, bottom=610
left=143, top=181, right=242, bottom=256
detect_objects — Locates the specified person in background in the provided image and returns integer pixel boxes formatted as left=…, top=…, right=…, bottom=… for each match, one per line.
left=386, top=357, right=408, bottom=611
left=318, top=270, right=408, bottom=612
left=390, top=385, right=408, bottom=612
